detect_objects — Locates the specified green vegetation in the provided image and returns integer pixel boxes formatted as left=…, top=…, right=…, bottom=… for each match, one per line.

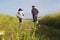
left=0, top=14, right=38, bottom=40
left=36, top=12, right=60, bottom=40
left=38, top=12, right=60, bottom=29
left=0, top=12, right=60, bottom=40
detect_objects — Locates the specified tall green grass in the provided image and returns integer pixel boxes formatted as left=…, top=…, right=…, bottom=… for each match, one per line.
left=36, top=12, right=60, bottom=40
left=0, top=12, right=60, bottom=40
left=38, top=12, right=60, bottom=29
left=0, top=14, right=39, bottom=40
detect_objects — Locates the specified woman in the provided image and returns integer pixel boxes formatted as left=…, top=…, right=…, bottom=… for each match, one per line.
left=17, top=8, right=24, bottom=25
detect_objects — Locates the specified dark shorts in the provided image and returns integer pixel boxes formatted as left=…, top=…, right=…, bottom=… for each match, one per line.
left=19, top=18, right=22, bottom=23
left=33, top=15, right=37, bottom=22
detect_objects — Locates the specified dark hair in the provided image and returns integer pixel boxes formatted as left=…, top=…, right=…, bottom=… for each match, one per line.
left=18, top=8, right=23, bottom=11
left=32, top=5, right=35, bottom=7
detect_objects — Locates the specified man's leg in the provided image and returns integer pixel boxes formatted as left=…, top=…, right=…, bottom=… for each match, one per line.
left=35, top=15, right=37, bottom=21
left=34, top=15, right=38, bottom=25
left=33, top=15, right=35, bottom=22
left=36, top=15, right=38, bottom=24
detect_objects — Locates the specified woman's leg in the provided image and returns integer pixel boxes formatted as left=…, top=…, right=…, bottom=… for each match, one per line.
left=19, top=18, right=22, bottom=25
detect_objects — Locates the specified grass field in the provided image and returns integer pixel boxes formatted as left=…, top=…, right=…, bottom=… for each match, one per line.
left=0, top=12, right=60, bottom=40
left=0, top=14, right=39, bottom=40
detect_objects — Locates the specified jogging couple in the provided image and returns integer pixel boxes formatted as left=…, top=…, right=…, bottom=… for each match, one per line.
left=17, top=5, right=39, bottom=25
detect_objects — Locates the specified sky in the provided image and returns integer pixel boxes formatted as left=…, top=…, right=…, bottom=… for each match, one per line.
left=0, top=0, right=60, bottom=19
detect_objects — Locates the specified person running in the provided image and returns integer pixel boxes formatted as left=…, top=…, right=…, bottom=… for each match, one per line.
left=17, top=8, right=24, bottom=25
left=31, top=5, right=39, bottom=25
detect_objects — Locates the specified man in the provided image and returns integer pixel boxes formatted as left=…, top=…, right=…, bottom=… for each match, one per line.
left=31, top=5, right=39, bottom=24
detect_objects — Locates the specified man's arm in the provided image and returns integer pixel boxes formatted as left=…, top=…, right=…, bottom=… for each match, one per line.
left=36, top=8, right=39, bottom=14
left=31, top=10, right=34, bottom=15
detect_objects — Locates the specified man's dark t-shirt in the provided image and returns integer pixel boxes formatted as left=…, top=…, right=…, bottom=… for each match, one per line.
left=31, top=8, right=39, bottom=15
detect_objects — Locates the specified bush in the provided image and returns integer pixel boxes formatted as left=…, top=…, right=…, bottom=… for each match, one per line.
left=36, top=12, right=60, bottom=40
left=39, top=12, right=60, bottom=29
